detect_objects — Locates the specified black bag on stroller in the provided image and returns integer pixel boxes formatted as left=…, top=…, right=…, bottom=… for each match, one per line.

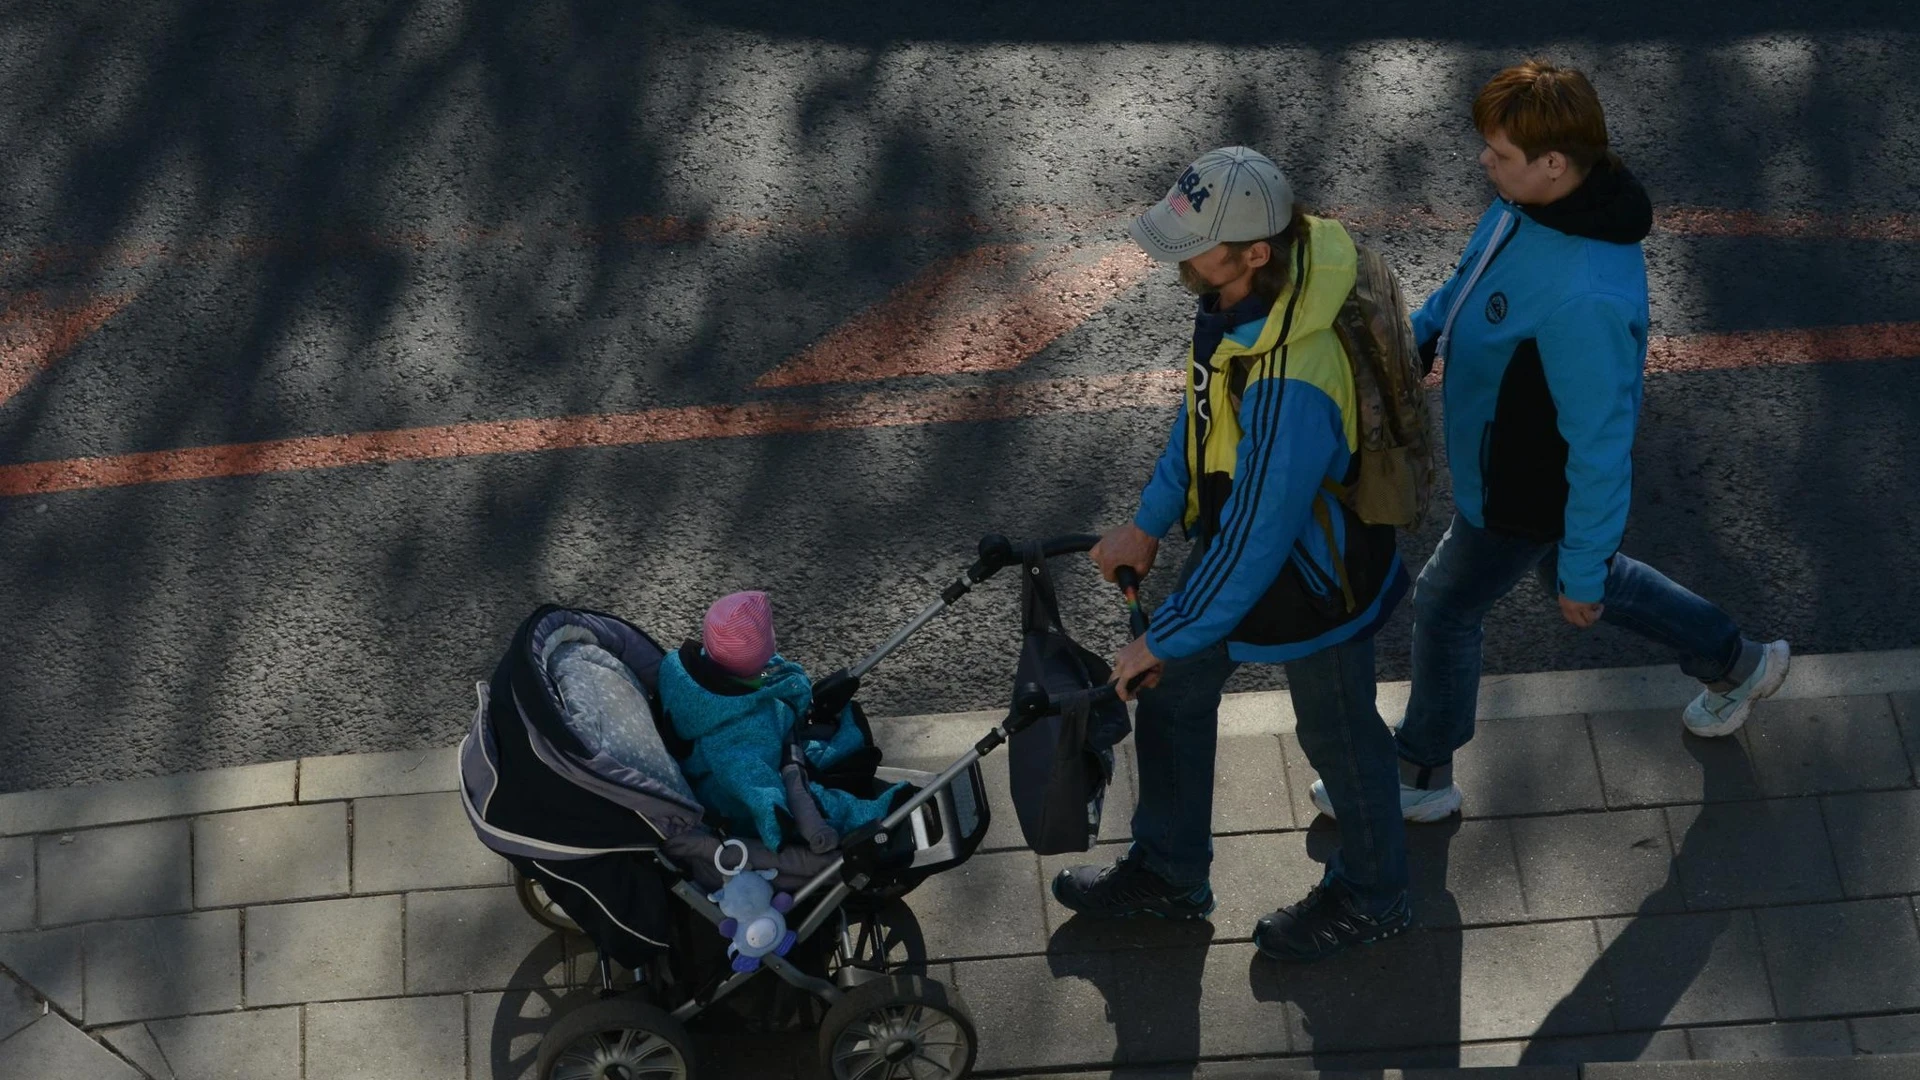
left=1006, top=541, right=1133, bottom=854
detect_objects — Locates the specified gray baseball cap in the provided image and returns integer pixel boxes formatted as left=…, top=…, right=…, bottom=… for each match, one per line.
left=1128, top=146, right=1296, bottom=263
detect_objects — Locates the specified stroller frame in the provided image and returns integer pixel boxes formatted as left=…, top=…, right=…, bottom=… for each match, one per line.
left=494, top=533, right=1128, bottom=1080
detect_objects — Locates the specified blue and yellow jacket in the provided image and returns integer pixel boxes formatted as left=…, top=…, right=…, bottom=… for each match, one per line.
left=1134, top=216, right=1408, bottom=663
left=1411, top=160, right=1655, bottom=602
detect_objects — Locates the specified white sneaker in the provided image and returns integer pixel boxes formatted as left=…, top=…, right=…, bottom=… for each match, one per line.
left=1309, top=778, right=1463, bottom=823
left=1683, top=639, right=1791, bottom=738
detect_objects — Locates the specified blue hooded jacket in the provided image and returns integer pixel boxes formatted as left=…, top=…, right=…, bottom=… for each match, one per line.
left=1410, top=160, right=1655, bottom=602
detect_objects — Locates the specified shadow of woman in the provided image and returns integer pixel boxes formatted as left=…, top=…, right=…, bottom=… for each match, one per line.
left=1046, top=915, right=1218, bottom=1075
left=1517, top=734, right=1763, bottom=1065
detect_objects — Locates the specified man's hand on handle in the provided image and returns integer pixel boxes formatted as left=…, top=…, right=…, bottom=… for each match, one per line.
left=1110, top=635, right=1164, bottom=703
left=1091, top=523, right=1158, bottom=584
left=1559, top=595, right=1604, bottom=629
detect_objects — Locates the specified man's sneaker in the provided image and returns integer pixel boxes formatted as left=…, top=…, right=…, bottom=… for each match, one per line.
left=1684, top=640, right=1791, bottom=738
left=1051, top=854, right=1215, bottom=921
left=1253, top=876, right=1413, bottom=963
left=1309, top=778, right=1463, bottom=823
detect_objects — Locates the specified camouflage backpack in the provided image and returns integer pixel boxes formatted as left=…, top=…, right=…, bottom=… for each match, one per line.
left=1327, top=244, right=1435, bottom=529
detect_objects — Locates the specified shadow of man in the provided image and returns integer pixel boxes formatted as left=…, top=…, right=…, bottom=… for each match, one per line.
left=1245, top=816, right=1464, bottom=1068
left=1046, top=915, right=1217, bottom=1076
left=1517, top=732, right=1763, bottom=1065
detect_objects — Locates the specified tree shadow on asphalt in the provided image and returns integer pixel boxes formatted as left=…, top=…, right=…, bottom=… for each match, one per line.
left=3, top=0, right=1919, bottom=796
left=695, top=1, right=1917, bottom=47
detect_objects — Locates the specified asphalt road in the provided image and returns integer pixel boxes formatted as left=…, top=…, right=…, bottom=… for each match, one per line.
left=1, top=2, right=1917, bottom=791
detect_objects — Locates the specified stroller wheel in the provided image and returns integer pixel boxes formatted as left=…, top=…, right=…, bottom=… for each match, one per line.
left=515, top=868, right=583, bottom=934
left=817, top=975, right=977, bottom=1080
left=536, top=998, right=695, bottom=1080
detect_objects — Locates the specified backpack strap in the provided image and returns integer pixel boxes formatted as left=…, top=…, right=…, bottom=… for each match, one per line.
left=1310, top=482, right=1358, bottom=615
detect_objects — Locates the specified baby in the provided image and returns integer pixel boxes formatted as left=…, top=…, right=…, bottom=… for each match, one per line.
left=658, top=591, right=901, bottom=852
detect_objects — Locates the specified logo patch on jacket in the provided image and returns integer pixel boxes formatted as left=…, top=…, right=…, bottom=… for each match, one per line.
left=1485, top=292, right=1508, bottom=324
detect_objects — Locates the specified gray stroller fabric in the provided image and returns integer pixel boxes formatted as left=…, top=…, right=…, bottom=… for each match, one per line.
left=544, top=628, right=699, bottom=807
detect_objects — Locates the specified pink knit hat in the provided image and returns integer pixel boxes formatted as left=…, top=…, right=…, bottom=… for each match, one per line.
left=702, top=591, right=776, bottom=677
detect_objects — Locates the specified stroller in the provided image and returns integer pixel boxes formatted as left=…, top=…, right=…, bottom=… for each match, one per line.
left=459, top=533, right=1137, bottom=1080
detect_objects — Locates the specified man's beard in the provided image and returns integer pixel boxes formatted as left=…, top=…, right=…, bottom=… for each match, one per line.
left=1178, top=262, right=1213, bottom=295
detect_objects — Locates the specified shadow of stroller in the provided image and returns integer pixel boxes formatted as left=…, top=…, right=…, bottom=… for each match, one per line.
left=1046, top=915, right=1217, bottom=1076
left=1255, top=817, right=1465, bottom=1068
left=483, top=937, right=587, bottom=1080
left=1517, top=734, right=1763, bottom=1065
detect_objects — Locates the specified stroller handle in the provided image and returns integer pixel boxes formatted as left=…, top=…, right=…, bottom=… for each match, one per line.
left=965, top=532, right=1098, bottom=583
left=832, top=532, right=1112, bottom=690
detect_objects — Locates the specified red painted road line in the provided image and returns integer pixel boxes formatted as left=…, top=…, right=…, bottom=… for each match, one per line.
left=0, top=371, right=1188, bottom=498
left=0, top=292, right=131, bottom=407
left=1657, top=208, right=1920, bottom=242
left=756, top=241, right=1153, bottom=388
left=1645, top=321, right=1920, bottom=375
left=0, top=321, right=1912, bottom=500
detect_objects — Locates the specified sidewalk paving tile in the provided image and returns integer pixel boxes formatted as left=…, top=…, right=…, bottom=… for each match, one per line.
left=97, top=1023, right=171, bottom=1078
left=1588, top=709, right=1763, bottom=808
left=899, top=848, right=1048, bottom=961
left=1255, top=931, right=1463, bottom=1055
left=194, top=803, right=350, bottom=908
left=1893, top=692, right=1920, bottom=782
left=0, top=1014, right=143, bottom=1080
left=306, top=994, right=465, bottom=1080
left=405, top=886, right=568, bottom=994
left=0, top=927, right=82, bottom=1017
left=0, top=762, right=295, bottom=839
left=1401, top=817, right=1528, bottom=927
left=36, top=820, right=191, bottom=924
left=1822, top=789, right=1920, bottom=897
left=299, top=745, right=458, bottom=802
left=1745, top=696, right=1915, bottom=797
left=1457, top=920, right=1612, bottom=1042
left=145, top=1006, right=303, bottom=1080
left=1589, top=1058, right=1920, bottom=1078
left=244, top=895, right=402, bottom=1006
left=1213, top=734, right=1294, bottom=834
left=1757, top=897, right=1920, bottom=1017
left=1510, top=808, right=1681, bottom=920
left=469, top=989, right=565, bottom=1080
left=1456, top=1029, right=1691, bottom=1066
left=1666, top=798, right=1843, bottom=910
left=1596, top=909, right=1775, bottom=1028
left=0, top=838, right=31, bottom=932
left=1205, top=940, right=1353, bottom=1060
left=1450, top=716, right=1608, bottom=818
left=352, top=791, right=509, bottom=893
left=83, top=911, right=242, bottom=1024
left=1, top=975, right=37, bottom=1042
left=1206, top=830, right=1327, bottom=940
left=1688, top=1019, right=1853, bottom=1060
left=1103, top=742, right=1139, bottom=844
left=1850, top=1011, right=1920, bottom=1055
left=951, top=951, right=1152, bottom=1072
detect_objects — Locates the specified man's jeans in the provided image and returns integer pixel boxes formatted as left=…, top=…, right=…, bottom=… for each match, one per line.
left=1129, top=557, right=1409, bottom=914
left=1396, top=514, right=1747, bottom=770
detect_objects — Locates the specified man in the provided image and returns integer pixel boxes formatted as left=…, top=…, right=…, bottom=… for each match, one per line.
left=1053, top=146, right=1415, bottom=962
left=1311, top=61, right=1790, bottom=824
